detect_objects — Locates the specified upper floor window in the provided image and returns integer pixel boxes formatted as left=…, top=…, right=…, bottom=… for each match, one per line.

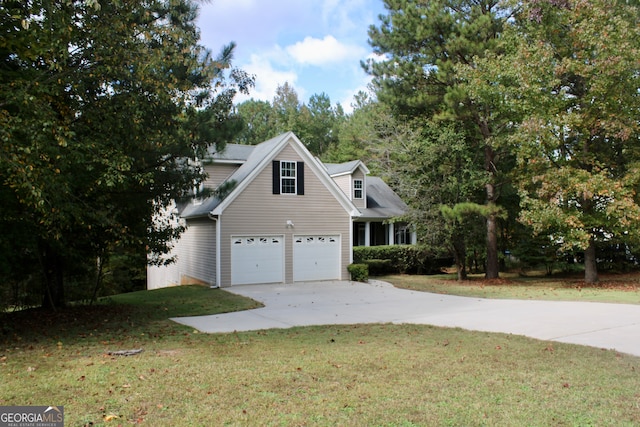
left=273, top=160, right=305, bottom=195
left=280, top=161, right=297, bottom=194
left=353, top=179, right=363, bottom=199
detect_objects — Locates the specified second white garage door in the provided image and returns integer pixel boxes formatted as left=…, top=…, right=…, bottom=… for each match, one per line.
left=293, top=235, right=341, bottom=282
left=231, top=236, right=284, bottom=285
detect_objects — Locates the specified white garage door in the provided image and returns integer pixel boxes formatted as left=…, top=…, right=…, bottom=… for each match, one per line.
left=293, top=235, right=341, bottom=282
left=231, top=236, right=284, bottom=285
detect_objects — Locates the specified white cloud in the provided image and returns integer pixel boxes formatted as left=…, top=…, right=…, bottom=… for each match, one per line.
left=286, top=35, right=365, bottom=66
left=233, top=54, right=301, bottom=104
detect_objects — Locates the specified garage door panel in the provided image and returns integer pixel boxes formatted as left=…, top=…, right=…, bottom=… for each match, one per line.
left=231, top=236, right=283, bottom=285
left=293, top=235, right=340, bottom=282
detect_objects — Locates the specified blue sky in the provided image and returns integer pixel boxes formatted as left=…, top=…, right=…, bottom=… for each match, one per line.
left=196, top=0, right=386, bottom=113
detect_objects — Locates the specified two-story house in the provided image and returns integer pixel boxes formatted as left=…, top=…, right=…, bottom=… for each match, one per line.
left=147, top=132, right=412, bottom=290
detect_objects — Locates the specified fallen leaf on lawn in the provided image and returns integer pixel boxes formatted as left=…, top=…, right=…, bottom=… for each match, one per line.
left=103, top=414, right=119, bottom=422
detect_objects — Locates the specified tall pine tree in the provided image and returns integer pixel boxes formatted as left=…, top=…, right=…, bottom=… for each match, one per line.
left=365, top=0, right=512, bottom=278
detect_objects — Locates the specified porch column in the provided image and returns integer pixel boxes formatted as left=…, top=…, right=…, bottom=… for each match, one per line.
left=388, top=222, right=395, bottom=245
left=364, top=222, right=371, bottom=247
left=411, top=230, right=417, bottom=245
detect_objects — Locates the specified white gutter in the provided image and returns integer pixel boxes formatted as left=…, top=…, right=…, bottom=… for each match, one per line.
left=207, top=212, right=221, bottom=288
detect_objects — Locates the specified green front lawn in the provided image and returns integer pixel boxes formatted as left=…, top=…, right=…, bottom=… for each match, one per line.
left=383, top=271, right=640, bottom=304
left=1, top=283, right=639, bottom=426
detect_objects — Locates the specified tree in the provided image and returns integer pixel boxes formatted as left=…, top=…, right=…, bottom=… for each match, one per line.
left=301, top=93, right=344, bottom=156
left=385, top=123, right=488, bottom=280
left=0, top=0, right=252, bottom=308
left=364, top=0, right=514, bottom=278
left=323, top=90, right=380, bottom=164
left=272, top=82, right=301, bottom=134
left=500, top=0, right=640, bottom=283
left=235, top=83, right=344, bottom=155
left=235, top=99, right=277, bottom=145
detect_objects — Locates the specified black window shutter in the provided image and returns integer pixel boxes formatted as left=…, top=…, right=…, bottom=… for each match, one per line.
left=297, top=162, right=304, bottom=195
left=272, top=160, right=280, bottom=194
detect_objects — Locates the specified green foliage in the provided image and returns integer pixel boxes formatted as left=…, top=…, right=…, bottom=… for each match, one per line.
left=364, top=0, right=516, bottom=279
left=353, top=245, right=451, bottom=275
left=235, top=100, right=278, bottom=144
left=0, top=0, right=252, bottom=307
left=481, top=0, right=640, bottom=282
left=362, top=259, right=394, bottom=276
left=236, top=84, right=344, bottom=156
left=347, top=263, right=369, bottom=282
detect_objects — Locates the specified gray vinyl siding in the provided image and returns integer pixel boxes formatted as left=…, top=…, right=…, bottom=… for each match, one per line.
left=219, top=144, right=351, bottom=286
left=351, top=169, right=366, bottom=209
left=147, top=254, right=180, bottom=289
left=147, top=218, right=216, bottom=289
left=332, top=175, right=351, bottom=199
left=203, top=163, right=240, bottom=190
left=178, top=218, right=217, bottom=285
left=331, top=170, right=366, bottom=210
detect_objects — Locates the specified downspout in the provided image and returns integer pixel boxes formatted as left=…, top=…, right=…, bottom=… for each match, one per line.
left=207, top=212, right=221, bottom=288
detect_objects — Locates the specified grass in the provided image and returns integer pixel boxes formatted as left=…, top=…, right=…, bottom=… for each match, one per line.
left=383, top=270, right=640, bottom=304
left=1, top=283, right=639, bottom=426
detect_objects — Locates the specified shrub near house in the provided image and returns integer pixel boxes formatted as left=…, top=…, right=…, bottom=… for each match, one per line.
left=353, top=245, right=452, bottom=275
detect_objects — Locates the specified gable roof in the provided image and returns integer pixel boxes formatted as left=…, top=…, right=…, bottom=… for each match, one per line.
left=205, top=143, right=255, bottom=164
left=358, top=176, right=408, bottom=220
left=324, top=160, right=370, bottom=177
left=181, top=132, right=359, bottom=219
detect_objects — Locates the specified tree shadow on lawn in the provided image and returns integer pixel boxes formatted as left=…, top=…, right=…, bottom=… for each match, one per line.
left=0, top=286, right=261, bottom=349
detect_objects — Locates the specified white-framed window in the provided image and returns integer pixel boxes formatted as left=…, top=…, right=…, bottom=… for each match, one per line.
left=273, top=160, right=304, bottom=195
left=395, top=224, right=412, bottom=245
left=280, top=161, right=297, bottom=194
left=354, top=179, right=363, bottom=199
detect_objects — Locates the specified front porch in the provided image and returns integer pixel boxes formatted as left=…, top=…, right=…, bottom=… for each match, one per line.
left=353, top=221, right=417, bottom=247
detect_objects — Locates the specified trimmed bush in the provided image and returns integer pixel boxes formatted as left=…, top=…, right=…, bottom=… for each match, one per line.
left=347, top=263, right=369, bottom=282
left=353, top=245, right=452, bottom=275
left=362, top=259, right=394, bottom=275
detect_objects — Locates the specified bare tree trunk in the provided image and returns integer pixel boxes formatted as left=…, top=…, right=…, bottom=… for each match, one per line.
left=584, top=238, right=599, bottom=284
left=482, top=127, right=499, bottom=280
left=452, top=237, right=467, bottom=281
left=89, top=255, right=105, bottom=306
left=485, top=210, right=499, bottom=279
left=38, top=241, right=65, bottom=310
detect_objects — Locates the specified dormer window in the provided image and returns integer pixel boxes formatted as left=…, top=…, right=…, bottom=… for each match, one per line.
left=272, top=160, right=305, bottom=195
left=354, top=179, right=363, bottom=199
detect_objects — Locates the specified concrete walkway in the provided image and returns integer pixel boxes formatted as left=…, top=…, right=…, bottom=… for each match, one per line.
left=172, top=280, right=640, bottom=357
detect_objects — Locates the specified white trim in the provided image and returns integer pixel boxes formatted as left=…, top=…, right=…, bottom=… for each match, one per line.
left=212, top=132, right=359, bottom=217
left=327, top=161, right=370, bottom=177
left=215, top=216, right=221, bottom=287
left=353, top=178, right=363, bottom=199
left=279, top=159, right=298, bottom=195
left=211, top=134, right=289, bottom=215
left=287, top=134, right=361, bottom=216
left=208, top=159, right=247, bottom=165
left=348, top=217, right=354, bottom=265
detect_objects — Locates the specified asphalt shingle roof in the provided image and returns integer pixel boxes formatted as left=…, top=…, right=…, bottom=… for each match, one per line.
left=180, top=135, right=406, bottom=220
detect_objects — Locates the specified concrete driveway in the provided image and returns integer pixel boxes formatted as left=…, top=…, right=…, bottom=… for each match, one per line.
left=172, top=280, right=640, bottom=357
